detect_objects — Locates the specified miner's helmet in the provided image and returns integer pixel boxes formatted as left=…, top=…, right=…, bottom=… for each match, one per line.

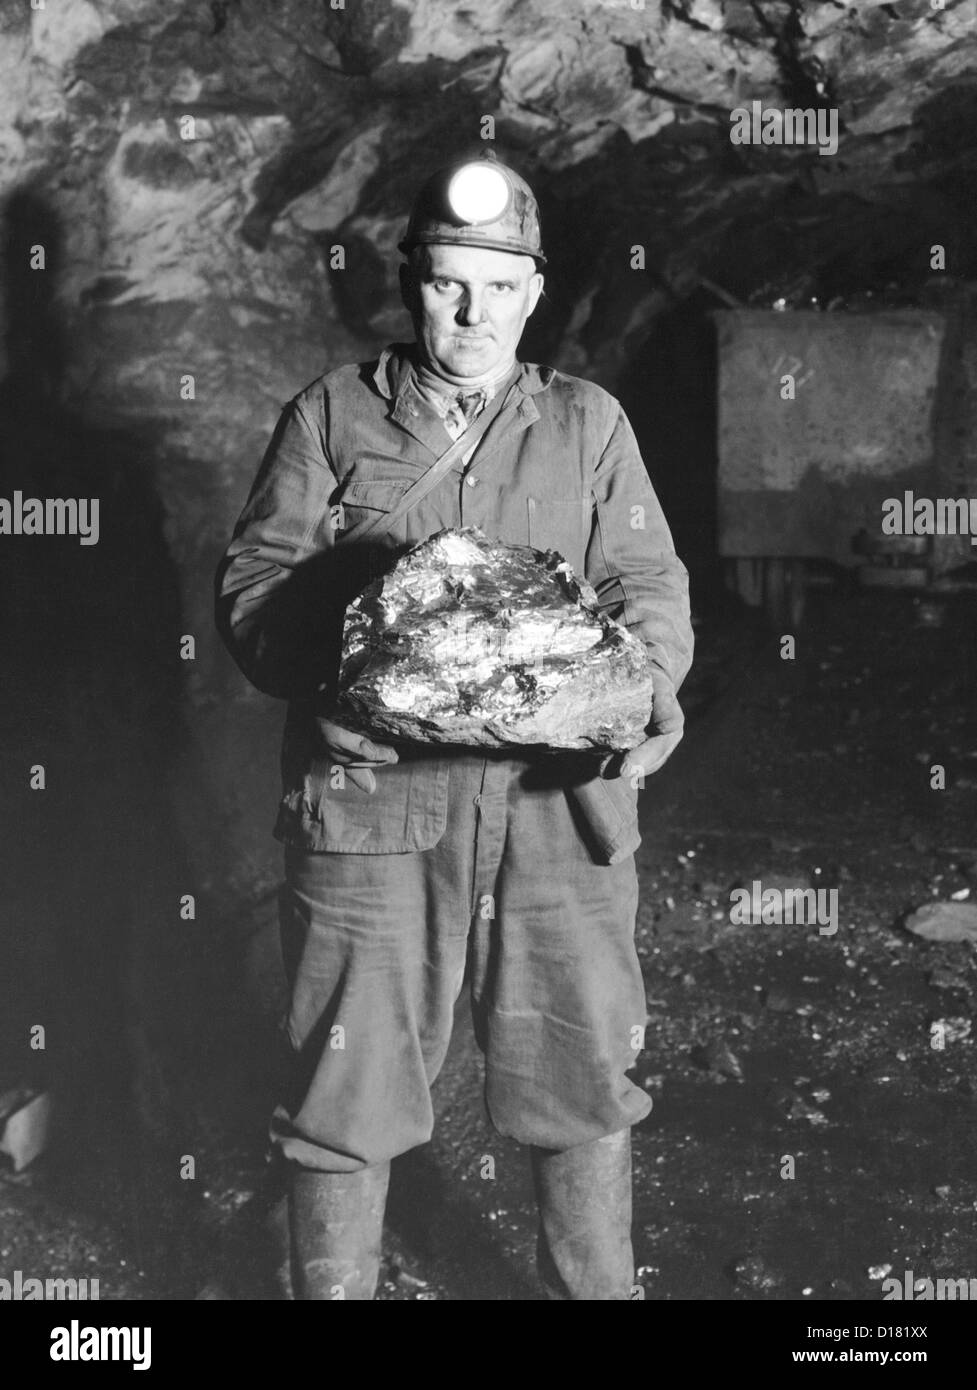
left=398, top=149, right=546, bottom=267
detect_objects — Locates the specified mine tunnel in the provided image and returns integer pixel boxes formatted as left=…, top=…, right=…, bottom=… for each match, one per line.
left=1, top=0, right=976, bottom=1315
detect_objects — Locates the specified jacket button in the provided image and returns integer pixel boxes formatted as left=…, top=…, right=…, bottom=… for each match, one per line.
left=465, top=475, right=478, bottom=487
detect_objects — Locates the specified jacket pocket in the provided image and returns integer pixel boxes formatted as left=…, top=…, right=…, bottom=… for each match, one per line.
left=286, top=751, right=450, bottom=854
left=337, top=480, right=410, bottom=544
left=566, top=773, right=641, bottom=865
left=527, top=496, right=590, bottom=574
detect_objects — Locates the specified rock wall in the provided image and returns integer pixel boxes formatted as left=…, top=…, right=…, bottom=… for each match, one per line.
left=1, top=0, right=975, bottom=909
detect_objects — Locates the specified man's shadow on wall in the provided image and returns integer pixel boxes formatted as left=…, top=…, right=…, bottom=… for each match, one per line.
left=0, top=187, right=261, bottom=1293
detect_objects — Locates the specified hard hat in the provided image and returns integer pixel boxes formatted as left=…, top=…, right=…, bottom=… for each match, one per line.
left=398, top=150, right=546, bottom=266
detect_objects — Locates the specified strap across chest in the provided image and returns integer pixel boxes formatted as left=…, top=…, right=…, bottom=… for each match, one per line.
left=353, top=383, right=516, bottom=543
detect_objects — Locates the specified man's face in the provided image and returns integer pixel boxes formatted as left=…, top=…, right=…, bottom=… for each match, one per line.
left=401, top=243, right=544, bottom=379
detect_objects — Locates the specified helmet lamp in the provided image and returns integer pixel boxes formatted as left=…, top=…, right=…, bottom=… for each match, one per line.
left=446, top=163, right=512, bottom=225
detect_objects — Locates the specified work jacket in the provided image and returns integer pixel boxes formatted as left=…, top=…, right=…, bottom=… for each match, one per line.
left=215, top=343, right=694, bottom=860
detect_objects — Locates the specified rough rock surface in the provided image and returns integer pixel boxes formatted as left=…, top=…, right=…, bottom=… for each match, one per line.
left=0, top=0, right=975, bottom=901
left=336, top=528, right=655, bottom=750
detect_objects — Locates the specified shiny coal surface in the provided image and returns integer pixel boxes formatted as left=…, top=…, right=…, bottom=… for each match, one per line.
left=336, top=529, right=655, bottom=751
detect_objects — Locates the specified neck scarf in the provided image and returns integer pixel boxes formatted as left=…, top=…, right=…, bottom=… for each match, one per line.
left=411, top=352, right=520, bottom=440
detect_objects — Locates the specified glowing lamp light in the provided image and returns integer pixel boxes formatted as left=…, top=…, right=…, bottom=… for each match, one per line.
left=446, top=163, right=511, bottom=225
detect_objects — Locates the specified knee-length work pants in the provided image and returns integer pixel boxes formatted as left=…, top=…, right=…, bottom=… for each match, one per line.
left=271, top=754, right=652, bottom=1172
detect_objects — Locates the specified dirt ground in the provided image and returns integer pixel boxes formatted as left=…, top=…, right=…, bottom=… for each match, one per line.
left=2, top=582, right=976, bottom=1301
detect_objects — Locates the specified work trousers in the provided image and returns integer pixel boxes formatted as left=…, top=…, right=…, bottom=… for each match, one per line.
left=271, top=753, right=651, bottom=1171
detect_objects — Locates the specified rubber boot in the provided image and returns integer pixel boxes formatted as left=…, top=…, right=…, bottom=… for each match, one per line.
left=530, top=1128, right=636, bottom=1301
left=288, top=1162, right=391, bottom=1301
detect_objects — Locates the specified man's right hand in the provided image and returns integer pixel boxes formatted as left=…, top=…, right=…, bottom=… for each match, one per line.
left=315, top=718, right=398, bottom=794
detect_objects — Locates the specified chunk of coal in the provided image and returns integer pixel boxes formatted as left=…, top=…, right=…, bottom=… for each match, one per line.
left=334, top=528, right=655, bottom=751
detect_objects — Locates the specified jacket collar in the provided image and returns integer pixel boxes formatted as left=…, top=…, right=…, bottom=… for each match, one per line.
left=371, top=342, right=556, bottom=404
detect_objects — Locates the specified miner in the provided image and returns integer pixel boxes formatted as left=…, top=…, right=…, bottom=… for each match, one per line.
left=215, top=150, right=693, bottom=1300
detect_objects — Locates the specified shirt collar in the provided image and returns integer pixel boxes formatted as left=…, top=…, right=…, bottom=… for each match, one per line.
left=371, top=342, right=556, bottom=403
left=414, top=353, right=516, bottom=399
left=412, top=356, right=519, bottom=421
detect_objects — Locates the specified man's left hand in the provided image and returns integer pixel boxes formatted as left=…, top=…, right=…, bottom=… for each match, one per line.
left=617, top=677, right=685, bottom=782
left=620, top=728, right=684, bottom=781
